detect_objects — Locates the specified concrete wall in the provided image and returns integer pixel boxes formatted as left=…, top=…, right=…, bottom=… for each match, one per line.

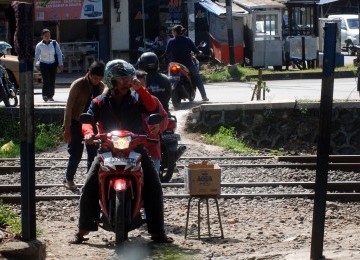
left=185, top=101, right=360, bottom=155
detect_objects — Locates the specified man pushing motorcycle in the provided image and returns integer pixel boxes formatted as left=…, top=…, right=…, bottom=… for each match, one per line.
left=68, top=59, right=174, bottom=244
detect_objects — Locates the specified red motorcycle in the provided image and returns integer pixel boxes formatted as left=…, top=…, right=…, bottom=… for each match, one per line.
left=80, top=113, right=161, bottom=244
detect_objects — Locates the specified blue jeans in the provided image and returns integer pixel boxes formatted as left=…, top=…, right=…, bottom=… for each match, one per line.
left=65, top=120, right=98, bottom=182
left=188, top=63, right=207, bottom=98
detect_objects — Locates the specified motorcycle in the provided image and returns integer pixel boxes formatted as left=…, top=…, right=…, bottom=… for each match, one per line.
left=159, top=115, right=186, bottom=182
left=0, top=42, right=18, bottom=107
left=136, top=37, right=169, bottom=73
left=80, top=113, right=162, bottom=244
left=167, top=42, right=206, bottom=108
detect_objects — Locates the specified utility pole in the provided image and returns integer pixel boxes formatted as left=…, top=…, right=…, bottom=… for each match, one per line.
left=225, top=0, right=235, bottom=65
left=187, top=0, right=195, bottom=41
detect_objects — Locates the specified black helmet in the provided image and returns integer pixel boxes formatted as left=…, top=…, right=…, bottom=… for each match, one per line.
left=104, top=59, right=135, bottom=89
left=137, top=52, right=159, bottom=72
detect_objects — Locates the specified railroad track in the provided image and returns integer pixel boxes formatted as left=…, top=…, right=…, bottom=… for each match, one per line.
left=1, top=182, right=360, bottom=203
left=1, top=155, right=360, bottom=203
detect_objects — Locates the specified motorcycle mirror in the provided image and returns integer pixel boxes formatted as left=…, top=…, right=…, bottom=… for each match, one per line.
left=199, top=41, right=207, bottom=48
left=79, top=113, right=94, bottom=124
left=147, top=113, right=162, bottom=125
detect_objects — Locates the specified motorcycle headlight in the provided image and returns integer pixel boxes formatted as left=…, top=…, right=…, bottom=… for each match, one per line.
left=112, top=136, right=131, bottom=150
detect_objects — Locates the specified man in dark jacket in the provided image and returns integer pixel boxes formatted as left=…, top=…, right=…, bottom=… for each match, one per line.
left=63, top=61, right=106, bottom=189
left=136, top=52, right=171, bottom=114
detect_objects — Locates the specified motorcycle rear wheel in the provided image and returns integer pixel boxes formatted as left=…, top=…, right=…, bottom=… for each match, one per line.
left=171, top=90, right=181, bottom=109
left=188, top=88, right=196, bottom=101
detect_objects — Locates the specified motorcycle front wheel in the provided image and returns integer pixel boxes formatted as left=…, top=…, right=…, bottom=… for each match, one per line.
left=0, top=83, right=10, bottom=107
left=159, top=143, right=176, bottom=183
left=7, top=93, right=18, bottom=107
left=115, top=190, right=129, bottom=244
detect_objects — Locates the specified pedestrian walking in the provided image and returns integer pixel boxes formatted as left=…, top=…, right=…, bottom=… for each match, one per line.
left=34, top=28, right=64, bottom=102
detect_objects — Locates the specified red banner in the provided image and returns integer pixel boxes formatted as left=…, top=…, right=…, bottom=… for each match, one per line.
left=34, top=0, right=103, bottom=21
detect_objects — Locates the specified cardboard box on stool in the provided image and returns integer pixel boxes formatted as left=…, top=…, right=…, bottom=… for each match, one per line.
left=184, top=161, right=221, bottom=195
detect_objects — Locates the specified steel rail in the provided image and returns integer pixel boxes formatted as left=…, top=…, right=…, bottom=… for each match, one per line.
left=1, top=155, right=360, bottom=162
left=1, top=193, right=360, bottom=203
left=1, top=181, right=360, bottom=192
left=1, top=163, right=360, bottom=174
left=0, top=181, right=360, bottom=192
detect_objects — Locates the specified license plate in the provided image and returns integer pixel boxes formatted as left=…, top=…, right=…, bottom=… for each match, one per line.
left=104, top=157, right=136, bottom=166
left=162, top=133, right=180, bottom=141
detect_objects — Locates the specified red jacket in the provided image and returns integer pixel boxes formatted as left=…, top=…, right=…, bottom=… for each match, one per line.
left=142, top=96, right=169, bottom=160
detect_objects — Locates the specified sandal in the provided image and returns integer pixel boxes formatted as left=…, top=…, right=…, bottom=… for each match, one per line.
left=68, top=233, right=89, bottom=244
left=151, top=234, right=174, bottom=243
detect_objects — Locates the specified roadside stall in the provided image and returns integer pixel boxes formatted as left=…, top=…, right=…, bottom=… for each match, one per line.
left=198, top=0, right=248, bottom=64
left=283, top=0, right=321, bottom=69
left=234, top=0, right=285, bottom=69
left=33, top=0, right=105, bottom=70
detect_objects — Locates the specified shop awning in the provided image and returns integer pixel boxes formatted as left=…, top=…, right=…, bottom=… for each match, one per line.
left=198, top=0, right=248, bottom=17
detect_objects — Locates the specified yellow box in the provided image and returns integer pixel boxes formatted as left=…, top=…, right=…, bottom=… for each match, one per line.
left=184, top=161, right=221, bottom=195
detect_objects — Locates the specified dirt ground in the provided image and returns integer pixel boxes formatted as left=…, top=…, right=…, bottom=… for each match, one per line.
left=1, top=111, right=360, bottom=259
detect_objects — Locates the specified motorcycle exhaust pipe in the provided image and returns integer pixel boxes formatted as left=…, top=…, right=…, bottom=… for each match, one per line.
left=175, top=145, right=187, bottom=162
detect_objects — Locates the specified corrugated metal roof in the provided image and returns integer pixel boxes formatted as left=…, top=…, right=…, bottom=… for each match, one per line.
left=233, top=0, right=285, bottom=10
left=198, top=0, right=248, bottom=17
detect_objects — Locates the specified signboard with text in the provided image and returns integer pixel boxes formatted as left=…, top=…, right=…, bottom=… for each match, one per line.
left=34, top=0, right=103, bottom=21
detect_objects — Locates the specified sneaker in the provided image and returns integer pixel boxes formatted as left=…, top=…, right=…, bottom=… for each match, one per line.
left=48, top=97, right=54, bottom=101
left=43, top=96, right=48, bottom=102
left=63, top=179, right=77, bottom=190
left=202, top=97, right=209, bottom=101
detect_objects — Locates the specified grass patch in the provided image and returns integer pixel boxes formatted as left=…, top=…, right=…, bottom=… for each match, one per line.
left=204, top=126, right=258, bottom=154
left=0, top=200, right=21, bottom=234
left=201, top=63, right=357, bottom=83
left=0, top=120, right=63, bottom=158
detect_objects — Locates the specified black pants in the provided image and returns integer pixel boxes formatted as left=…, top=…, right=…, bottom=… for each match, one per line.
left=40, top=62, right=57, bottom=98
left=65, top=120, right=98, bottom=182
left=78, top=146, right=165, bottom=236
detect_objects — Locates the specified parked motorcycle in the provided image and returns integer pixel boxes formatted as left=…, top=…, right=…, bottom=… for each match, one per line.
left=0, top=42, right=18, bottom=107
left=136, top=37, right=168, bottom=73
left=80, top=113, right=162, bottom=244
left=159, top=115, right=186, bottom=182
left=167, top=42, right=206, bottom=108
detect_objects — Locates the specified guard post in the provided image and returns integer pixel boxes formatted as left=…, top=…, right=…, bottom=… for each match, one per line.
left=310, top=22, right=337, bottom=260
left=12, top=2, right=36, bottom=240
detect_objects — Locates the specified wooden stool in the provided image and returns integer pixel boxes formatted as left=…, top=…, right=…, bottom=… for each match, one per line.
left=184, top=195, right=224, bottom=239
left=83, top=55, right=95, bottom=72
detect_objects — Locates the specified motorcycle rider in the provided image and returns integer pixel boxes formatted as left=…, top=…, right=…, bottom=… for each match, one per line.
left=63, top=60, right=106, bottom=190
left=68, top=59, right=173, bottom=244
left=165, top=24, right=209, bottom=101
left=136, top=52, right=171, bottom=114
left=136, top=70, right=169, bottom=173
